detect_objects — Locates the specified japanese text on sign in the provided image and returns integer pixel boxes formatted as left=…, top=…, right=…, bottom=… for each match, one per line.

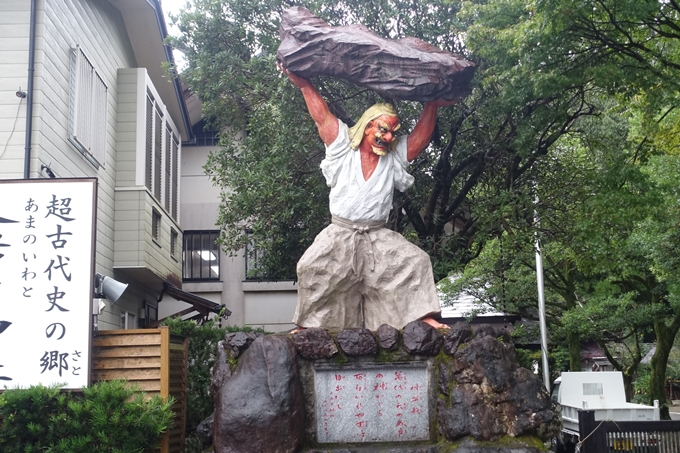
left=314, top=364, right=429, bottom=443
left=0, top=180, right=95, bottom=388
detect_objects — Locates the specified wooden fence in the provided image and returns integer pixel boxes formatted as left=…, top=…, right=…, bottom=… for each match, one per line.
left=579, top=410, right=680, bottom=453
left=92, top=327, right=187, bottom=453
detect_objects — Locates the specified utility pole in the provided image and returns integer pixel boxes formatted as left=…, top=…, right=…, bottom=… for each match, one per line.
left=535, top=190, right=550, bottom=391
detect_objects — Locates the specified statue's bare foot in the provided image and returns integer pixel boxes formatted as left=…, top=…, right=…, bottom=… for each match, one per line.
left=290, top=326, right=306, bottom=334
left=421, top=317, right=450, bottom=329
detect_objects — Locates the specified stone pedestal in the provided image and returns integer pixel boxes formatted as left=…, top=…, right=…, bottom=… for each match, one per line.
left=212, top=322, right=559, bottom=453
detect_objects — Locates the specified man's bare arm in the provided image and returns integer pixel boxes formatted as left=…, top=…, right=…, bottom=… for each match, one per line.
left=406, top=100, right=457, bottom=162
left=280, top=64, right=339, bottom=146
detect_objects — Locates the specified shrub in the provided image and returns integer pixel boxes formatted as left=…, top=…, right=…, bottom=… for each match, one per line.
left=0, top=380, right=174, bottom=453
left=632, top=365, right=652, bottom=404
left=161, top=316, right=227, bottom=434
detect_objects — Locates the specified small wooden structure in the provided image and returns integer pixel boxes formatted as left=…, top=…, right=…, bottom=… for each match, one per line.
left=91, top=327, right=187, bottom=453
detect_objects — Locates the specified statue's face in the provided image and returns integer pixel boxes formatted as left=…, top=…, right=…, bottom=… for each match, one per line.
left=363, top=115, right=400, bottom=156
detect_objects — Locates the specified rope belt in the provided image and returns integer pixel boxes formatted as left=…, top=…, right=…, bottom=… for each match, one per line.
left=331, top=215, right=385, bottom=275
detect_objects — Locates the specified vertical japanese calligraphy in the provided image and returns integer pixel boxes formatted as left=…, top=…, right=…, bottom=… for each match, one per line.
left=315, top=364, right=430, bottom=443
left=0, top=179, right=96, bottom=388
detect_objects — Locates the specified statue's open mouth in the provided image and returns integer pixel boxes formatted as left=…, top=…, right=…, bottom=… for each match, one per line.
left=372, top=137, right=388, bottom=155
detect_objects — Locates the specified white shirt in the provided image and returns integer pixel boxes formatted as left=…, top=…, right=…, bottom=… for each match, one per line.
left=320, top=120, right=414, bottom=222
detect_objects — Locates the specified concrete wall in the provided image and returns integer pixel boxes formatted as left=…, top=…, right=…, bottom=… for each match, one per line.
left=242, top=282, right=298, bottom=333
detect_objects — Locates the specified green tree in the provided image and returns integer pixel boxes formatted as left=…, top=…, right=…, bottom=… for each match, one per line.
left=528, top=0, right=680, bottom=418
left=630, top=153, right=680, bottom=418
left=441, top=98, right=680, bottom=415
left=439, top=0, right=680, bottom=417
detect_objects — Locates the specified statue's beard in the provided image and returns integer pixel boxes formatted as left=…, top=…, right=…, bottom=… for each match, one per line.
left=371, top=146, right=387, bottom=156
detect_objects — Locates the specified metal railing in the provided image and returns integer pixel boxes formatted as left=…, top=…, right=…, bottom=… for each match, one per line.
left=579, top=410, right=680, bottom=453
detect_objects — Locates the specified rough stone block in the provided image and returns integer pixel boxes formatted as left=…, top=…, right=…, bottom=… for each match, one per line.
left=213, top=336, right=304, bottom=453
left=402, top=320, right=443, bottom=355
left=337, top=328, right=378, bottom=356
left=292, top=328, right=338, bottom=359
left=443, top=321, right=472, bottom=355
left=377, top=324, right=400, bottom=351
left=224, top=331, right=260, bottom=358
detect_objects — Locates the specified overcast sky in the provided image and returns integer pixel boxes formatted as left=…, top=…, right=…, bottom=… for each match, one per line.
left=160, top=0, right=188, bottom=68
left=160, top=0, right=186, bottom=35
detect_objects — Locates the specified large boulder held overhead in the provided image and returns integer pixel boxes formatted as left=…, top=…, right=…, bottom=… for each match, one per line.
left=277, top=7, right=476, bottom=102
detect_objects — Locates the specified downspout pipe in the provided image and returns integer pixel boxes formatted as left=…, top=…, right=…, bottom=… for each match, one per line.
left=24, top=0, right=38, bottom=179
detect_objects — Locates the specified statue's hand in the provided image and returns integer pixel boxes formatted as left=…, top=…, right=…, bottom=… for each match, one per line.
left=278, top=62, right=312, bottom=88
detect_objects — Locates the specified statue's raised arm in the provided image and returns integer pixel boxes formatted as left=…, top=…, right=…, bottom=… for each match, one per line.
left=279, top=64, right=338, bottom=146
left=407, top=100, right=458, bottom=162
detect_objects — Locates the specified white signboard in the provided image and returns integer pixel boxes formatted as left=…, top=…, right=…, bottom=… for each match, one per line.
left=315, top=364, right=430, bottom=443
left=0, top=179, right=96, bottom=389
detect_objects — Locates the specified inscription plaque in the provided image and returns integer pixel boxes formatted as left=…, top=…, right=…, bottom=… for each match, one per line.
left=315, top=363, right=429, bottom=443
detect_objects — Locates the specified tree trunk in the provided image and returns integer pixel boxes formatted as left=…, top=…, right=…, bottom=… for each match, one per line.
left=624, top=333, right=642, bottom=403
left=567, top=330, right=581, bottom=372
left=649, top=340, right=671, bottom=420
left=650, top=313, right=680, bottom=420
left=622, top=373, right=635, bottom=403
left=600, top=340, right=640, bottom=402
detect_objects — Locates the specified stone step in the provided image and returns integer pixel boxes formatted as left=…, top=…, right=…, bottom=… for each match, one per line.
left=305, top=444, right=542, bottom=453
left=305, top=447, right=437, bottom=453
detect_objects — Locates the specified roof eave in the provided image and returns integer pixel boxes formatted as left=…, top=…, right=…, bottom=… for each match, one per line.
left=108, top=0, right=192, bottom=141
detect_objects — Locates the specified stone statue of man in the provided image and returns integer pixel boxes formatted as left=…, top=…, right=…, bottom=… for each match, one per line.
left=281, top=65, right=454, bottom=331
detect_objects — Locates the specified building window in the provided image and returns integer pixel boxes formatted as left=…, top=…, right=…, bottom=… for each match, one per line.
left=145, top=94, right=154, bottom=189
left=164, top=126, right=172, bottom=212
left=145, top=91, right=179, bottom=221
left=183, top=230, right=220, bottom=281
left=120, top=311, right=136, bottom=329
left=153, top=108, right=163, bottom=200
left=146, top=304, right=158, bottom=324
left=152, top=208, right=161, bottom=241
left=170, top=228, right=178, bottom=259
left=245, top=233, right=267, bottom=280
left=185, top=118, right=219, bottom=147
left=140, top=302, right=158, bottom=328
left=171, top=134, right=179, bottom=219
left=69, top=45, right=107, bottom=167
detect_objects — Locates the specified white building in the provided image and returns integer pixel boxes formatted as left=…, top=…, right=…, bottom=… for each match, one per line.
left=0, top=0, right=226, bottom=330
